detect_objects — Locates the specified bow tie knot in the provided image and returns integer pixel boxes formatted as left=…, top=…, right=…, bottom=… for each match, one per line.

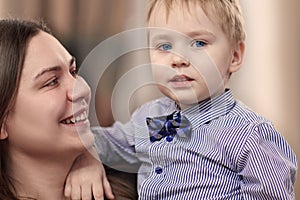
left=146, top=111, right=191, bottom=142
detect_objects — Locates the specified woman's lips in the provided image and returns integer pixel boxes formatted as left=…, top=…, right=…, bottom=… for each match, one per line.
left=60, top=107, right=89, bottom=127
left=60, top=111, right=88, bottom=125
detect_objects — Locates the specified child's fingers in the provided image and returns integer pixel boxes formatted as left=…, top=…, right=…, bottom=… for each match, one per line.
left=64, top=178, right=72, bottom=198
left=91, top=181, right=105, bottom=200
left=91, top=171, right=115, bottom=200
left=103, top=175, right=114, bottom=199
left=81, top=184, right=93, bottom=200
left=70, top=185, right=81, bottom=200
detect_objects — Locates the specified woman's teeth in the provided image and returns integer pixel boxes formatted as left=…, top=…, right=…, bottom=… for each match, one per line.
left=62, top=112, right=87, bottom=124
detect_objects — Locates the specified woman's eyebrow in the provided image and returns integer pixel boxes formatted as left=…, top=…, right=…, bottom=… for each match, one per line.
left=33, top=66, right=62, bottom=81
left=70, top=56, right=76, bottom=67
left=33, top=57, right=75, bottom=81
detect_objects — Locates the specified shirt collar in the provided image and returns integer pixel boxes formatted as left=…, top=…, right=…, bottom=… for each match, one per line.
left=180, top=89, right=235, bottom=129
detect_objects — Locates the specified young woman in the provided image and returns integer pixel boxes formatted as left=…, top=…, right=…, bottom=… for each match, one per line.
left=0, top=19, right=107, bottom=200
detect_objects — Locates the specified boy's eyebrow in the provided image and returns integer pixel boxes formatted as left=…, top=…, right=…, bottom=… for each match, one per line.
left=33, top=57, right=75, bottom=80
left=149, top=30, right=215, bottom=41
left=186, top=30, right=215, bottom=38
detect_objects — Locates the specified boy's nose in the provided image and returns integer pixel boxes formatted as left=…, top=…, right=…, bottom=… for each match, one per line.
left=171, top=54, right=190, bottom=68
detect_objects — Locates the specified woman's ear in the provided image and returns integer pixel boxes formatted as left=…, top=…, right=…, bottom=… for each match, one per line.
left=0, top=125, right=8, bottom=140
left=229, top=41, right=245, bottom=73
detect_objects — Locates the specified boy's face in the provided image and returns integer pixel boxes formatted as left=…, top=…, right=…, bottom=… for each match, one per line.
left=148, top=2, right=244, bottom=109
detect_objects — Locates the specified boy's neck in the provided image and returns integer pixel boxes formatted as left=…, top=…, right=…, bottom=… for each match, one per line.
left=177, top=89, right=226, bottom=110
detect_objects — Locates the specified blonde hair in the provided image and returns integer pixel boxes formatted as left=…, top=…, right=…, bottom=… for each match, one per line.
left=147, top=0, right=246, bottom=46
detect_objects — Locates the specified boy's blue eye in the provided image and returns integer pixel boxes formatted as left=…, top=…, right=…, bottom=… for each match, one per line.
left=192, top=40, right=207, bottom=48
left=158, top=43, right=172, bottom=51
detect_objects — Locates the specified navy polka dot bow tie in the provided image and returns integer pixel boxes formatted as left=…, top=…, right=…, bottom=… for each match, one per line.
left=146, top=111, right=192, bottom=142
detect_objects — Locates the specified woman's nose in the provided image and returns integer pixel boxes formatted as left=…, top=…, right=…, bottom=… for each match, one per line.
left=67, top=76, right=91, bottom=103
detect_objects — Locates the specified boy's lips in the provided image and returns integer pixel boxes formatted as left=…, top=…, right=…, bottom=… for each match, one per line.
left=169, top=74, right=194, bottom=82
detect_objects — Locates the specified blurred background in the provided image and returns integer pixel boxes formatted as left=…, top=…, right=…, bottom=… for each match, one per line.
left=1, top=0, right=299, bottom=198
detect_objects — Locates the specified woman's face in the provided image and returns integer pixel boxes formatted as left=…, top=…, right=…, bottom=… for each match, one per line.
left=4, top=31, right=94, bottom=159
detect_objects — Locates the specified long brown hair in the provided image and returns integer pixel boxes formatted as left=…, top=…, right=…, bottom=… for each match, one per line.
left=0, top=19, right=51, bottom=200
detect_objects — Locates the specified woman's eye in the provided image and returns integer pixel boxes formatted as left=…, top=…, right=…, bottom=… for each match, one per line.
left=70, top=68, right=78, bottom=78
left=157, top=43, right=172, bottom=51
left=192, top=40, right=207, bottom=48
left=44, top=77, right=58, bottom=88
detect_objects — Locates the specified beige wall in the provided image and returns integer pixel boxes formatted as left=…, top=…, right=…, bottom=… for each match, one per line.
left=230, top=1, right=300, bottom=197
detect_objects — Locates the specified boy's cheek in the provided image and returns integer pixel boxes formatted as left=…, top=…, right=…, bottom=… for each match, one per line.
left=151, top=63, right=174, bottom=75
left=149, top=52, right=161, bottom=65
left=151, top=66, right=164, bottom=82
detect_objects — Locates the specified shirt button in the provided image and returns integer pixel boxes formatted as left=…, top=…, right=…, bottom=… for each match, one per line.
left=155, top=166, right=163, bottom=174
left=166, top=135, right=173, bottom=142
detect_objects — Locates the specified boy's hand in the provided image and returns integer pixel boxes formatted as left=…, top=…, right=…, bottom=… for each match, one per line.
left=65, top=147, right=115, bottom=200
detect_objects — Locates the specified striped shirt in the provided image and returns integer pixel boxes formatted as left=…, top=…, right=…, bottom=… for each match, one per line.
left=93, top=89, right=297, bottom=199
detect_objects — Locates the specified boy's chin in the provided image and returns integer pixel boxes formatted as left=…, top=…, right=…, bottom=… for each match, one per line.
left=176, top=99, right=202, bottom=109
left=157, top=86, right=211, bottom=108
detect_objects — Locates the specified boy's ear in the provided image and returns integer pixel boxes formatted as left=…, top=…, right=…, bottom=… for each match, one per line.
left=229, top=41, right=245, bottom=73
left=0, top=125, right=8, bottom=140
